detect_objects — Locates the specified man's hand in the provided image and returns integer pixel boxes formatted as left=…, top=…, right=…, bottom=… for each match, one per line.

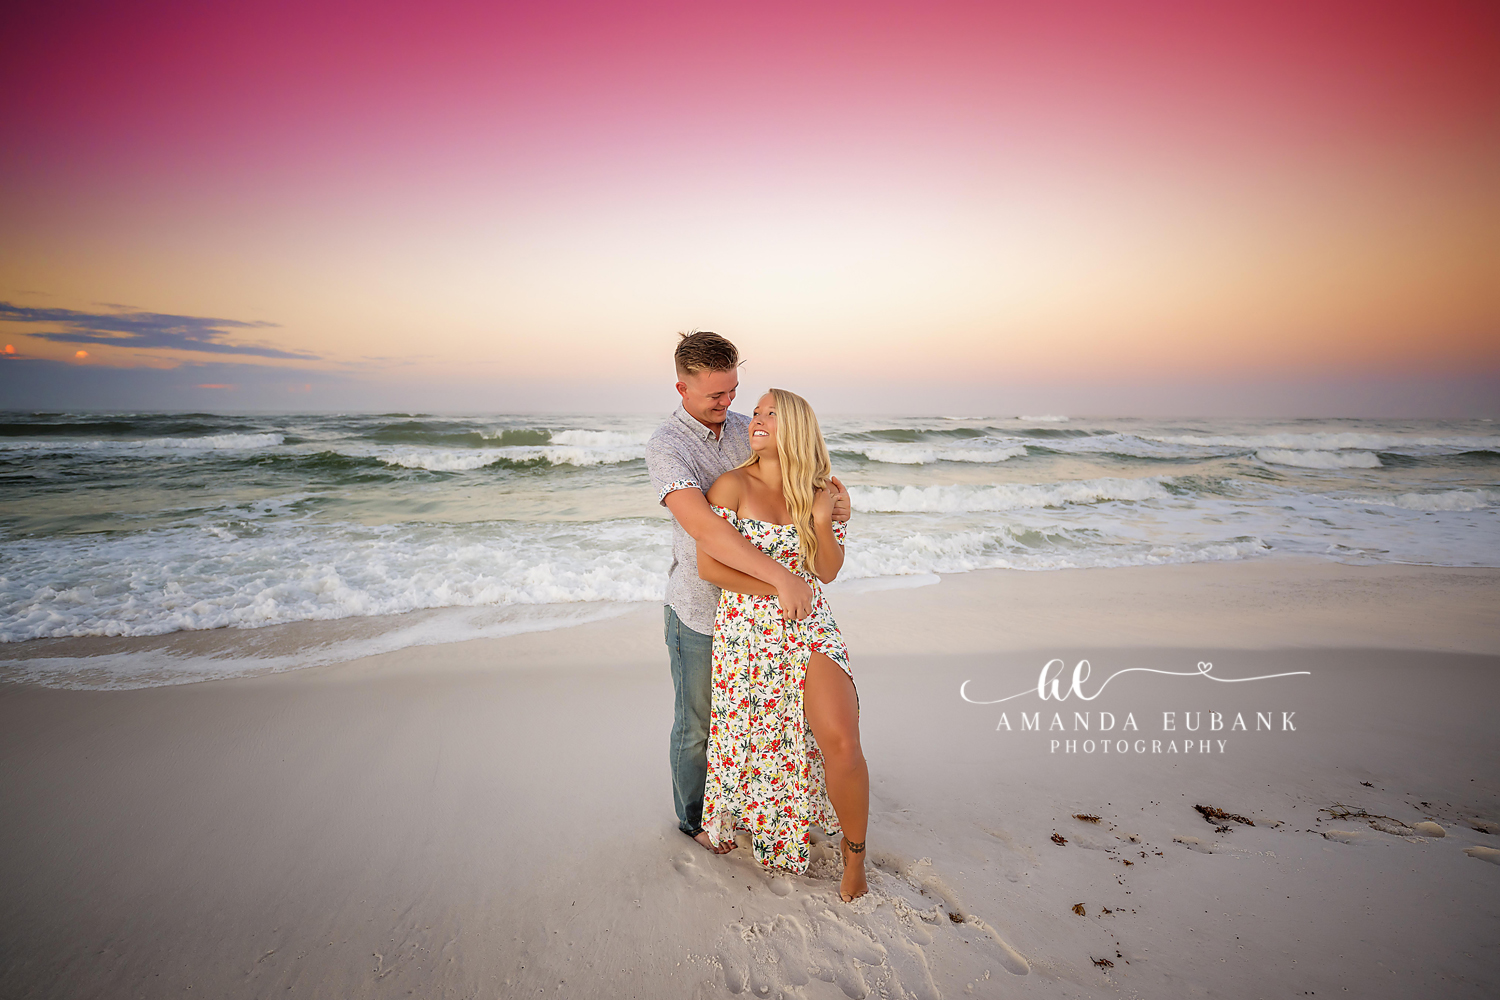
left=777, top=574, right=814, bottom=621
left=811, top=485, right=836, bottom=524
left=828, top=475, right=851, bottom=523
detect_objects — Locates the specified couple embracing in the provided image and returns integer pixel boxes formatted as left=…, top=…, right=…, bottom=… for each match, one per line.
left=645, top=331, right=869, bottom=903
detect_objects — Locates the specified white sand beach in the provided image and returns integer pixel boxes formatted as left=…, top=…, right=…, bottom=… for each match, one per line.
left=2, top=558, right=1497, bottom=999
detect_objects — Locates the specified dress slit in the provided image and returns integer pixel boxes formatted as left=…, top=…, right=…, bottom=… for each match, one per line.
left=700, top=504, right=852, bottom=873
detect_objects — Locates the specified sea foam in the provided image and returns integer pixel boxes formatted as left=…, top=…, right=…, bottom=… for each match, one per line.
left=1257, top=449, right=1383, bottom=469
left=849, top=478, right=1171, bottom=512
left=0, top=516, right=671, bottom=642
left=0, top=432, right=285, bottom=455
left=1346, top=489, right=1500, bottom=512
left=1150, top=431, right=1500, bottom=455
left=844, top=443, right=1028, bottom=465
left=365, top=444, right=646, bottom=470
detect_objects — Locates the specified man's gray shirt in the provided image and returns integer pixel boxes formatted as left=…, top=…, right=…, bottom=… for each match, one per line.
left=646, top=405, right=752, bottom=635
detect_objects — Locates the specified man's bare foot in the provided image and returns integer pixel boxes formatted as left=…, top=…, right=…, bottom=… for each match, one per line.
left=693, top=830, right=734, bottom=855
left=839, top=837, right=868, bottom=901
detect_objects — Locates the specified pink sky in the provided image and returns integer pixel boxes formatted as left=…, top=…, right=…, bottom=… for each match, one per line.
left=1, top=1, right=1496, bottom=413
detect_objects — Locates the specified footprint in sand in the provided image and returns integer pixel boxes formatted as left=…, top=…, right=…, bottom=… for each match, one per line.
left=715, top=906, right=884, bottom=1000
left=1464, top=846, right=1500, bottom=866
left=710, top=852, right=1028, bottom=1000
left=894, top=859, right=1030, bottom=977
left=672, top=851, right=721, bottom=888
left=1172, top=835, right=1216, bottom=854
left=1319, top=828, right=1366, bottom=845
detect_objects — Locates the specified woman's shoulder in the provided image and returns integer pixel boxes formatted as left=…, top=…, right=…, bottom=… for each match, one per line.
left=706, top=468, right=746, bottom=507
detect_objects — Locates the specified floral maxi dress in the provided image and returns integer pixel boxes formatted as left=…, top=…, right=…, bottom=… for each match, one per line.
left=701, top=504, right=853, bottom=873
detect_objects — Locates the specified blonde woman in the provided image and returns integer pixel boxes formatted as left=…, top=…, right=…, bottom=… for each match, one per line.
left=696, top=388, right=868, bottom=902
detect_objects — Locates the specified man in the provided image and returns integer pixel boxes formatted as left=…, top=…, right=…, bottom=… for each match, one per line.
left=646, top=331, right=851, bottom=853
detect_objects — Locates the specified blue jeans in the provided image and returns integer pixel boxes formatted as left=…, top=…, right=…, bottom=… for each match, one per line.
left=664, top=604, right=714, bottom=837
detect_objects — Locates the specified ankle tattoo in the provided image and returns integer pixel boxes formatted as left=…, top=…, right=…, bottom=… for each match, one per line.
left=845, top=839, right=865, bottom=854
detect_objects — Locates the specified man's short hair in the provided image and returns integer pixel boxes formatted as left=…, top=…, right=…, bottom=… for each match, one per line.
left=674, top=330, right=740, bottom=379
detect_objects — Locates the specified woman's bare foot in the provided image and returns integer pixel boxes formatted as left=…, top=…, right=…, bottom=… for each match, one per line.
left=693, top=830, right=735, bottom=855
left=839, top=837, right=868, bottom=901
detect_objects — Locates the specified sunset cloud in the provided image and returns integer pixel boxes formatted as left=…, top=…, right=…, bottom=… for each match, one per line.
left=0, top=303, right=317, bottom=361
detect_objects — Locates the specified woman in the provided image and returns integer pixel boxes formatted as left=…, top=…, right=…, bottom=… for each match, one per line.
left=696, top=388, right=869, bottom=902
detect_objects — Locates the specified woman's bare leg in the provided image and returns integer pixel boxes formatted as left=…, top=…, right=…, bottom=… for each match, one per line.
left=804, top=651, right=868, bottom=901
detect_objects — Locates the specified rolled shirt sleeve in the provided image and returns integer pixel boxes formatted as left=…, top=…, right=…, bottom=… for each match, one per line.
left=646, top=437, right=701, bottom=506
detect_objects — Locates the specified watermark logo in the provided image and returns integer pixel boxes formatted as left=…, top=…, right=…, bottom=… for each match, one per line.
left=960, top=659, right=1309, bottom=755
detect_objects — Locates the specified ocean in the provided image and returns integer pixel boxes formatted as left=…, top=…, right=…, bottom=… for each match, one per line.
left=2, top=410, right=1496, bottom=687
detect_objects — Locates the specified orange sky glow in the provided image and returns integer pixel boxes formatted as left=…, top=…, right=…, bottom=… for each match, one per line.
left=1, top=1, right=1496, bottom=414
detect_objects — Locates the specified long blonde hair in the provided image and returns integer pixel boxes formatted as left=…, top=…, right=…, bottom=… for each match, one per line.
left=738, top=388, right=833, bottom=573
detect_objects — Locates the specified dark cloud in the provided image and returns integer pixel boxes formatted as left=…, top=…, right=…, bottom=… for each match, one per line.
left=0, top=302, right=318, bottom=360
